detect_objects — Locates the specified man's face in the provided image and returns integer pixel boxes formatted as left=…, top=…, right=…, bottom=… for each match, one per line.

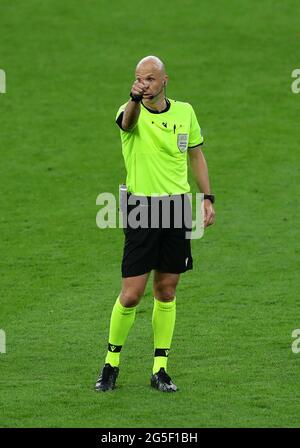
left=135, top=63, right=167, bottom=99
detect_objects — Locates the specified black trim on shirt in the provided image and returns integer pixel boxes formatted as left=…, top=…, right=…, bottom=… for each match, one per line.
left=188, top=142, right=204, bottom=149
left=116, top=111, right=125, bottom=130
left=141, top=98, right=171, bottom=114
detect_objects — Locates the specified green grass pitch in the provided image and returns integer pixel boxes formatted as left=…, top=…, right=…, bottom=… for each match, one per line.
left=0, top=0, right=300, bottom=428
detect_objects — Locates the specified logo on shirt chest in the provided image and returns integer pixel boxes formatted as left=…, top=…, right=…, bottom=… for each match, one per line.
left=177, top=133, right=188, bottom=152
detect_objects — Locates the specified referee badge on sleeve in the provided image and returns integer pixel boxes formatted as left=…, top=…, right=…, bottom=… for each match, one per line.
left=177, top=133, right=188, bottom=152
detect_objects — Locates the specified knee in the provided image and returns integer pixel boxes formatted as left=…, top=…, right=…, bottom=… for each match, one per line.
left=153, top=284, right=176, bottom=302
left=119, top=289, right=143, bottom=307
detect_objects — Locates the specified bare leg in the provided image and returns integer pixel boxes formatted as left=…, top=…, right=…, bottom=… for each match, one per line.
left=120, top=272, right=151, bottom=307
left=152, top=271, right=180, bottom=301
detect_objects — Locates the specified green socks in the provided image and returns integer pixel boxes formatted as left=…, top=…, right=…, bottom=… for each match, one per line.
left=152, top=297, right=176, bottom=374
left=104, top=295, right=176, bottom=373
left=105, top=295, right=137, bottom=367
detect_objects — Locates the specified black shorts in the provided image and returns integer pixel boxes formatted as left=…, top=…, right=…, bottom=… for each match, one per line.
left=121, top=193, right=193, bottom=278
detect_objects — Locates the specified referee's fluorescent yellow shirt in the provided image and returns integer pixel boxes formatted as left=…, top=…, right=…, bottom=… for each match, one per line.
left=116, top=98, right=204, bottom=196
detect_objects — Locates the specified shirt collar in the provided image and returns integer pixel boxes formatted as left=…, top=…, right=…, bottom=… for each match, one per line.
left=141, top=98, right=171, bottom=114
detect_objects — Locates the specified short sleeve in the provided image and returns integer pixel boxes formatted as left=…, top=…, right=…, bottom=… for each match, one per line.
left=188, top=105, right=204, bottom=149
left=115, top=102, right=129, bottom=130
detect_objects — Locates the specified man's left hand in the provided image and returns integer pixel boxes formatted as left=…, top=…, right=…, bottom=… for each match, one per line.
left=203, top=199, right=215, bottom=228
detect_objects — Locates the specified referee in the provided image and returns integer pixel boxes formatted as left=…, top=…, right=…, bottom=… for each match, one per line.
left=95, top=55, right=215, bottom=392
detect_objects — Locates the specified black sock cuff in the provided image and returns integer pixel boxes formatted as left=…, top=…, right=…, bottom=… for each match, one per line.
left=154, top=348, right=170, bottom=357
left=108, top=343, right=122, bottom=353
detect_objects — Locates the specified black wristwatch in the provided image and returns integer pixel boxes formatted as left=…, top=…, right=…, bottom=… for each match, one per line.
left=130, top=92, right=143, bottom=103
left=204, top=194, right=215, bottom=204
